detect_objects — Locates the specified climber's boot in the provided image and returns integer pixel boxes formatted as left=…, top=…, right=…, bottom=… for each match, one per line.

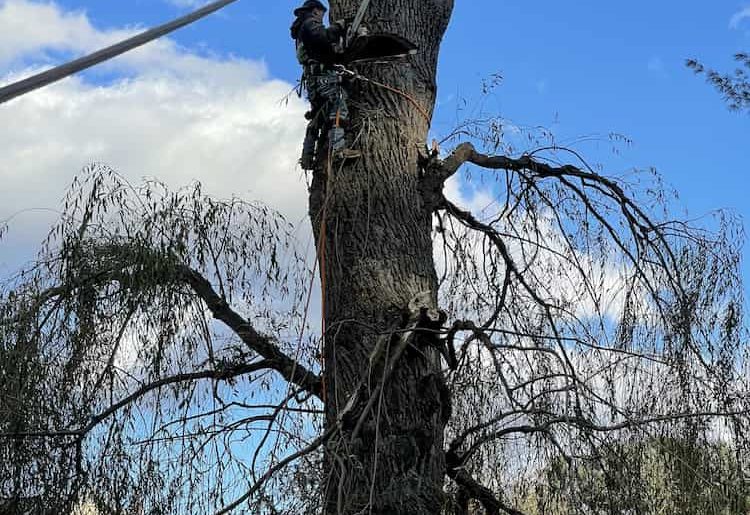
left=300, top=123, right=319, bottom=170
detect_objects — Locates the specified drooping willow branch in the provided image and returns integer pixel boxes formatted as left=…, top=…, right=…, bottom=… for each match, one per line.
left=0, top=361, right=273, bottom=440
left=6, top=245, right=324, bottom=400
left=418, top=137, right=746, bottom=512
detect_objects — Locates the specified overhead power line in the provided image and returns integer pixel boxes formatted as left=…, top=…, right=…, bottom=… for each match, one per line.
left=0, top=0, right=239, bottom=105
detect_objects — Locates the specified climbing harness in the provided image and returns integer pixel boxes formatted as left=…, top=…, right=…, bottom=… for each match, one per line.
left=0, top=0, right=238, bottom=105
left=298, top=67, right=351, bottom=169
left=294, top=0, right=421, bottom=168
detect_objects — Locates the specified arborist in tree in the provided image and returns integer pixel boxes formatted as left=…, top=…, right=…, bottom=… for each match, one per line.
left=291, top=0, right=360, bottom=170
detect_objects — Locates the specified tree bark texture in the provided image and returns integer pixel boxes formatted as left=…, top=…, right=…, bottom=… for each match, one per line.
left=309, top=1, right=454, bottom=513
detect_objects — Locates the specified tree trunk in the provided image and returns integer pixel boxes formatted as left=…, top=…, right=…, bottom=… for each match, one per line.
left=308, top=1, right=454, bottom=513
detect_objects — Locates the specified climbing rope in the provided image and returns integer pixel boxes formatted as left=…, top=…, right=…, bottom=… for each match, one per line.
left=315, top=106, right=345, bottom=404
left=334, top=65, right=432, bottom=124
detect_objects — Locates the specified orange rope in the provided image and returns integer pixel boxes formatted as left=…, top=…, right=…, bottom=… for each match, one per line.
left=295, top=136, right=335, bottom=405
left=363, top=77, right=432, bottom=123
left=319, top=186, right=328, bottom=403
left=335, top=66, right=432, bottom=124
left=316, top=110, right=341, bottom=404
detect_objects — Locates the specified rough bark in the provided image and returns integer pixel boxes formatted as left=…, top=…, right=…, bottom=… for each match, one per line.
left=308, top=1, right=454, bottom=513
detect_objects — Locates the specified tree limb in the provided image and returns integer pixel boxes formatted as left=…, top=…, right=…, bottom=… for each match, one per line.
left=446, top=447, right=526, bottom=515
left=4, top=258, right=324, bottom=400
left=0, top=361, right=273, bottom=439
left=437, top=142, right=606, bottom=182
left=180, top=267, right=324, bottom=399
left=434, top=142, right=682, bottom=293
left=450, top=409, right=750, bottom=466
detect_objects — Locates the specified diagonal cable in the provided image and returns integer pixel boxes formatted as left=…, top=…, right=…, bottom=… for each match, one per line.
left=0, top=0, right=239, bottom=105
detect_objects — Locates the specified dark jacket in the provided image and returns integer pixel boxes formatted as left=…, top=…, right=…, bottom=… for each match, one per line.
left=291, top=14, right=343, bottom=65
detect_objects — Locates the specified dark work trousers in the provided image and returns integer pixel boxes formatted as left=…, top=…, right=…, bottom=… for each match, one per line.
left=300, top=68, right=349, bottom=169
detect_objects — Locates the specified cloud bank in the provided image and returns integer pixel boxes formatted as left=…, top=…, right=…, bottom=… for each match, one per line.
left=0, top=0, right=308, bottom=266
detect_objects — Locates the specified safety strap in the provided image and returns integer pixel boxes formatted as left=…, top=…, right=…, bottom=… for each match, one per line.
left=346, top=0, right=371, bottom=48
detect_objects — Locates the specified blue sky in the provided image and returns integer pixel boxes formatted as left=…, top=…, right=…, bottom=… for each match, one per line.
left=1, top=0, right=748, bottom=284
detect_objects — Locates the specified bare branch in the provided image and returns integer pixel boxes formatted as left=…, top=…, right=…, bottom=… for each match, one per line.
left=436, top=142, right=683, bottom=291
left=446, top=447, right=526, bottom=515
left=214, top=426, right=337, bottom=515
left=179, top=266, right=323, bottom=399
left=6, top=256, right=324, bottom=399
left=0, top=361, right=273, bottom=440
left=451, top=409, right=750, bottom=467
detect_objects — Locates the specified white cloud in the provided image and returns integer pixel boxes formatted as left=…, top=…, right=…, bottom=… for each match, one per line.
left=0, top=0, right=157, bottom=68
left=0, top=0, right=317, bottom=380
left=439, top=176, right=635, bottom=322
left=443, top=175, right=496, bottom=215
left=0, top=0, right=309, bottom=267
left=729, top=6, right=750, bottom=28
